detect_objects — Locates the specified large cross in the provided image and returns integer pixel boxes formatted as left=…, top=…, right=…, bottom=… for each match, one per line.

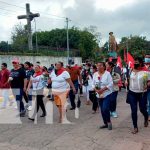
left=17, top=3, right=40, bottom=51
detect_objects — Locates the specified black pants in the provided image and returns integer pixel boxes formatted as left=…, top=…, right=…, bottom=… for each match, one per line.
left=33, top=89, right=46, bottom=117
left=128, top=90, right=148, bottom=128
left=79, top=84, right=83, bottom=95
left=37, top=95, right=46, bottom=115
left=89, top=90, right=98, bottom=111
left=69, top=80, right=79, bottom=109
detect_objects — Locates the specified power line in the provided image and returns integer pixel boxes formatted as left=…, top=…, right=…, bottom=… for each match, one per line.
left=35, top=11, right=66, bottom=19
left=0, top=7, right=21, bottom=15
left=39, top=16, right=66, bottom=21
left=0, top=1, right=25, bottom=9
left=38, top=14, right=65, bottom=20
left=0, top=1, right=66, bottom=19
left=0, top=12, right=15, bottom=18
left=0, top=7, right=65, bottom=21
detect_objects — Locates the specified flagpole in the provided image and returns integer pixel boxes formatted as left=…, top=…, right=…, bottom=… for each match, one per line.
left=126, top=39, right=129, bottom=92
left=126, top=39, right=129, bottom=63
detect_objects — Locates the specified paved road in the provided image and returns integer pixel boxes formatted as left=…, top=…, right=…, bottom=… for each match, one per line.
left=0, top=90, right=150, bottom=150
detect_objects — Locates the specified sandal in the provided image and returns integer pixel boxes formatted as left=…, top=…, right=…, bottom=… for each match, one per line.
left=131, top=128, right=138, bottom=134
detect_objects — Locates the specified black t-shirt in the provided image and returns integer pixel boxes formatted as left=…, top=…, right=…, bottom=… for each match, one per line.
left=26, top=69, right=34, bottom=80
left=10, top=68, right=26, bottom=88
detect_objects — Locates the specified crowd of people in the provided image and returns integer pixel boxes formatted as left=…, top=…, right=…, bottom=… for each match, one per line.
left=0, top=57, right=150, bottom=134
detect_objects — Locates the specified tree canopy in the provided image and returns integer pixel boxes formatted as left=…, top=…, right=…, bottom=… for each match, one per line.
left=8, top=25, right=99, bottom=60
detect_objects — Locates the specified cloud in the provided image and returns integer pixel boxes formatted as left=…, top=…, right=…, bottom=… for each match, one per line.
left=63, top=0, right=150, bottom=42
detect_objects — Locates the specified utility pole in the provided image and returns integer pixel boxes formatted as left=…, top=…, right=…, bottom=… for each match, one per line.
left=17, top=3, right=40, bottom=51
left=66, top=17, right=70, bottom=64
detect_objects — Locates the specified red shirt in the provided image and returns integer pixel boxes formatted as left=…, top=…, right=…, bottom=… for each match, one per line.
left=66, top=66, right=80, bottom=81
left=0, top=69, right=10, bottom=89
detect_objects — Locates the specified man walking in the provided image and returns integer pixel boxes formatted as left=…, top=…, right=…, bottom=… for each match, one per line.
left=67, top=63, right=82, bottom=110
left=9, top=59, right=27, bottom=117
left=0, top=63, right=11, bottom=109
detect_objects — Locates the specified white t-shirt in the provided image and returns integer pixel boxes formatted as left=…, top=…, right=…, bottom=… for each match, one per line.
left=50, top=70, right=70, bottom=92
left=92, top=71, right=113, bottom=98
left=129, top=71, right=150, bottom=93
left=31, top=74, right=45, bottom=90
left=88, top=74, right=93, bottom=91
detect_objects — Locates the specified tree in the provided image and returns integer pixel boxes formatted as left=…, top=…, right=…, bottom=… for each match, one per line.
left=0, top=41, right=9, bottom=52
left=11, top=24, right=28, bottom=51
left=10, top=24, right=99, bottom=59
left=32, top=27, right=99, bottom=60
left=79, top=30, right=99, bottom=60
left=118, top=35, right=150, bottom=59
left=85, top=25, right=102, bottom=47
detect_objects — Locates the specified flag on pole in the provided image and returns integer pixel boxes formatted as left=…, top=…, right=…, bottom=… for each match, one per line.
left=117, top=56, right=123, bottom=69
left=127, top=52, right=134, bottom=68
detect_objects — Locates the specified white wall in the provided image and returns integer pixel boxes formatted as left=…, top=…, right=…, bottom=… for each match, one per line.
left=0, top=55, right=82, bottom=69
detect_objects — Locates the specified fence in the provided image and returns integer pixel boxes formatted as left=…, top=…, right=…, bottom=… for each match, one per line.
left=0, top=46, right=81, bottom=57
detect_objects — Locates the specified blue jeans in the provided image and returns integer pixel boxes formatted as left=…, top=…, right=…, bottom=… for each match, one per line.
left=69, top=80, right=79, bottom=109
left=110, top=91, right=118, bottom=112
left=98, top=94, right=111, bottom=125
left=147, top=89, right=150, bottom=116
left=12, top=88, right=25, bottom=113
left=128, top=90, right=148, bottom=128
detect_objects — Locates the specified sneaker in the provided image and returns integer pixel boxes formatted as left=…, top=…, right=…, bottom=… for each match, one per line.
left=25, top=104, right=29, bottom=109
left=27, top=106, right=32, bottom=111
left=108, top=123, right=112, bottom=130
left=111, top=111, right=118, bottom=118
left=99, top=124, right=108, bottom=129
left=28, top=118, right=35, bottom=121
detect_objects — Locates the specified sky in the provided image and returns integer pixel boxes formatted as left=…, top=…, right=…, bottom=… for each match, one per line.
left=0, top=0, right=150, bottom=45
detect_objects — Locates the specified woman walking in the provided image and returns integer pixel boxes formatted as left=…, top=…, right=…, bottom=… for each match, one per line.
left=92, top=62, right=113, bottom=130
left=126, top=57, right=149, bottom=134
left=27, top=65, right=46, bottom=121
left=89, top=65, right=98, bottom=114
left=48, top=62, right=76, bottom=123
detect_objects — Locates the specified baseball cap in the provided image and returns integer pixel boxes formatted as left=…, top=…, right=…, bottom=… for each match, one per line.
left=12, top=58, right=20, bottom=64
